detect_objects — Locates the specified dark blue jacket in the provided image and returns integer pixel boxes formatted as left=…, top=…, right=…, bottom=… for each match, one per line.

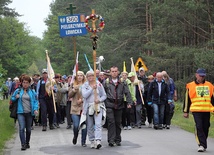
left=147, top=79, right=171, bottom=104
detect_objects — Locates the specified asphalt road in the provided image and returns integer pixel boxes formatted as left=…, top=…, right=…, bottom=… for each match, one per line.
left=3, top=122, right=214, bottom=155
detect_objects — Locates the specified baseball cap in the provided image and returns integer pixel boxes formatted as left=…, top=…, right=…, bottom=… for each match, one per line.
left=139, top=67, right=144, bottom=72
left=42, top=69, right=47, bottom=73
left=196, top=68, right=206, bottom=76
left=62, top=75, right=67, bottom=79
left=128, top=72, right=135, bottom=78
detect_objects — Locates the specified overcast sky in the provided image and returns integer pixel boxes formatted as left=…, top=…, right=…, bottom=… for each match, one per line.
left=9, top=0, right=53, bottom=39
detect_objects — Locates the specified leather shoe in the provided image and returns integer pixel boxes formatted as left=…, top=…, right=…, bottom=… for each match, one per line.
left=21, top=144, right=26, bottom=151
left=73, top=137, right=77, bottom=145
left=42, top=126, right=47, bottom=131
left=154, top=125, right=159, bottom=130
left=49, top=125, right=55, bottom=130
left=25, top=144, right=30, bottom=149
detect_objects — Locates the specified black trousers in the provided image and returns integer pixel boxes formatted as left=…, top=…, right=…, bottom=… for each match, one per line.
left=39, top=98, right=54, bottom=126
left=66, top=101, right=72, bottom=126
left=106, top=108, right=123, bottom=143
left=122, top=101, right=131, bottom=127
left=164, top=103, right=174, bottom=125
left=192, top=112, right=210, bottom=149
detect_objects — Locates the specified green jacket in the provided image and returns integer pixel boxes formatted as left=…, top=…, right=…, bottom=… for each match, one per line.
left=125, top=79, right=136, bottom=102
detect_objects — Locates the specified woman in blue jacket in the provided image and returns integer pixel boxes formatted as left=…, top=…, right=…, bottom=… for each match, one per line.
left=11, top=75, right=38, bottom=151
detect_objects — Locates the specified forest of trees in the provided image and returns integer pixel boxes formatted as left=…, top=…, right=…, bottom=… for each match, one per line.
left=1, top=0, right=214, bottom=99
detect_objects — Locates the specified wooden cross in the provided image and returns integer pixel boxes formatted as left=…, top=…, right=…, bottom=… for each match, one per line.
left=91, top=9, right=99, bottom=115
left=66, top=3, right=76, bottom=15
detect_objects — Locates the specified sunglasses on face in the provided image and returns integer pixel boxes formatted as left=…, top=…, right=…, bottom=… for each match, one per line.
left=199, top=75, right=205, bottom=77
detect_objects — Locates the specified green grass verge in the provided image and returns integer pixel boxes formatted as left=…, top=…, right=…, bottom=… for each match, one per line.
left=0, top=99, right=16, bottom=155
left=172, top=102, right=214, bottom=138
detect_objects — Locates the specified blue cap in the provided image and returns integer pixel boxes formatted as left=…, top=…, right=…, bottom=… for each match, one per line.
left=62, top=75, right=67, bottom=79
left=196, top=68, right=206, bottom=76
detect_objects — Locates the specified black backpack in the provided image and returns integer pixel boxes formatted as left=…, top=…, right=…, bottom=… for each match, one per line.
left=9, top=88, right=21, bottom=119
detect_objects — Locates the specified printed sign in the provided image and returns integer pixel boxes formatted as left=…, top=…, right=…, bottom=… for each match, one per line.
left=58, top=14, right=87, bottom=37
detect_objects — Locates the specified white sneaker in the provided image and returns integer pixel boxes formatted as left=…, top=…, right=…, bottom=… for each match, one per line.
left=148, top=123, right=152, bottom=128
left=198, top=146, right=206, bottom=152
left=90, top=141, right=95, bottom=149
left=123, top=126, right=127, bottom=130
left=127, top=126, right=132, bottom=130
left=96, top=140, right=102, bottom=149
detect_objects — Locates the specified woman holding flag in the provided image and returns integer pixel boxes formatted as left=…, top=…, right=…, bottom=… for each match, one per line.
left=68, top=71, right=87, bottom=147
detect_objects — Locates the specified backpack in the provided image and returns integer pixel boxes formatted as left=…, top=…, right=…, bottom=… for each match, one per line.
left=9, top=88, right=21, bottom=119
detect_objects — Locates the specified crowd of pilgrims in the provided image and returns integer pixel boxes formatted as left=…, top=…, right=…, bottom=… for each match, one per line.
left=5, top=66, right=177, bottom=150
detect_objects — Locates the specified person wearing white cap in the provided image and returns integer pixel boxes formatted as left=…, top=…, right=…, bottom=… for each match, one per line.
left=82, top=70, right=107, bottom=149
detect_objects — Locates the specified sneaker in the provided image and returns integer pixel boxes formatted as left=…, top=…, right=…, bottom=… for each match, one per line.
left=82, top=143, right=87, bottom=147
left=90, top=141, right=95, bottom=149
left=166, top=125, right=170, bottom=129
left=109, top=142, right=116, bottom=147
left=96, top=140, right=102, bottom=149
left=148, top=123, right=152, bottom=128
left=66, top=125, right=71, bottom=129
left=55, top=124, right=60, bottom=128
left=138, top=125, right=142, bottom=129
left=127, top=126, right=132, bottom=130
left=198, top=146, right=206, bottom=152
left=123, top=126, right=127, bottom=130
left=116, top=142, right=121, bottom=146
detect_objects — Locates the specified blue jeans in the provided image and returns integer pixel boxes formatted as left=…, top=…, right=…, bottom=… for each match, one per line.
left=17, top=113, right=33, bottom=145
left=71, top=114, right=87, bottom=144
left=152, top=104, right=165, bottom=125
